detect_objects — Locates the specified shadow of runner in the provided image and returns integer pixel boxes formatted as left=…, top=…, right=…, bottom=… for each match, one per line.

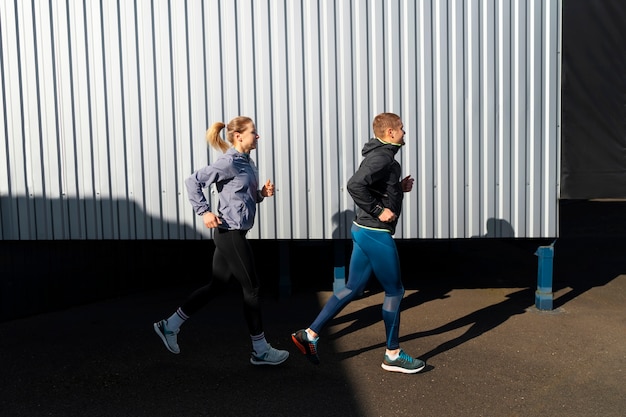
left=331, top=287, right=534, bottom=364
left=404, top=287, right=534, bottom=362
left=325, top=286, right=452, bottom=342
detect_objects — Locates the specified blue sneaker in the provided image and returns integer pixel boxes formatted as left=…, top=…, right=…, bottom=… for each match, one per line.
left=381, top=349, right=425, bottom=374
left=153, top=320, right=180, bottom=354
left=250, top=345, right=289, bottom=365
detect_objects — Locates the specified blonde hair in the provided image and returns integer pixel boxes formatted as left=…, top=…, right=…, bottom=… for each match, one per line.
left=372, top=112, right=401, bottom=139
left=205, top=116, right=254, bottom=153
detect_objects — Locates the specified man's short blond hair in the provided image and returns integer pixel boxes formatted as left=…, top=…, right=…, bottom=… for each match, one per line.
left=372, top=113, right=401, bottom=139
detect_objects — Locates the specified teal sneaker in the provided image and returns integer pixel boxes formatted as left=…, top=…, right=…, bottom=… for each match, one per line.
left=250, top=345, right=289, bottom=365
left=153, top=320, right=180, bottom=354
left=381, top=349, right=425, bottom=374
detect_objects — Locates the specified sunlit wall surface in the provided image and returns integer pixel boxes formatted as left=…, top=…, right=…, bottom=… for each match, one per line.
left=0, top=0, right=561, bottom=240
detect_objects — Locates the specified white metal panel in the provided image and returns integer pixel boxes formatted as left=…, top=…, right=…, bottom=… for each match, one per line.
left=0, top=0, right=22, bottom=239
left=417, top=0, right=437, bottom=239
left=511, top=0, right=528, bottom=237
left=542, top=0, right=560, bottom=238
left=319, top=0, right=342, bottom=240
left=118, top=0, right=141, bottom=240
left=34, top=0, right=57, bottom=239
left=266, top=1, right=291, bottom=239
left=51, top=0, right=75, bottom=239
left=334, top=0, right=357, bottom=240
left=250, top=0, right=275, bottom=239
left=448, top=0, right=465, bottom=239
left=179, top=0, right=207, bottom=240
left=0, top=0, right=562, bottom=240
left=465, top=0, right=481, bottom=238
left=67, top=0, right=90, bottom=239
left=398, top=0, right=417, bottom=239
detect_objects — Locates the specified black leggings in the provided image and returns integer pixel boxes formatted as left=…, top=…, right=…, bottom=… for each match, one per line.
left=180, top=228, right=263, bottom=335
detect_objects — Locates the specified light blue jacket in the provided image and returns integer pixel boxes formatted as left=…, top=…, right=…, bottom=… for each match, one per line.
left=185, top=147, right=264, bottom=231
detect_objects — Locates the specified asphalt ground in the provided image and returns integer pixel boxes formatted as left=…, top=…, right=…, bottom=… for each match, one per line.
left=1, top=200, right=625, bottom=417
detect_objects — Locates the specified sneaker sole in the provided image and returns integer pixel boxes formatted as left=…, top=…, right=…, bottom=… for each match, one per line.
left=153, top=322, right=180, bottom=354
left=381, top=362, right=425, bottom=374
left=250, top=355, right=289, bottom=366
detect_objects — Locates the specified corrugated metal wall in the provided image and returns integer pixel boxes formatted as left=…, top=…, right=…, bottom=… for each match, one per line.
left=0, top=0, right=561, bottom=240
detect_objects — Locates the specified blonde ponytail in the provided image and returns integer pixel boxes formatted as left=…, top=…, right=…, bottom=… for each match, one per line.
left=206, top=122, right=229, bottom=153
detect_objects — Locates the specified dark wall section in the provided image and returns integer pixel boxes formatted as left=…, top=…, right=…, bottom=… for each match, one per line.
left=0, top=239, right=352, bottom=322
left=0, top=240, right=210, bottom=320
left=561, top=0, right=626, bottom=198
left=2, top=200, right=625, bottom=323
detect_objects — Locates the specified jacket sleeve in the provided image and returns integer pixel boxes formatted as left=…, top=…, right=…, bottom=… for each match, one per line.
left=346, top=153, right=389, bottom=217
left=184, top=156, right=233, bottom=215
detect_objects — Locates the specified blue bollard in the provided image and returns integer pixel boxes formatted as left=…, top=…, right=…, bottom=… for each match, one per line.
left=534, top=241, right=555, bottom=310
left=333, top=241, right=346, bottom=294
left=333, top=265, right=346, bottom=294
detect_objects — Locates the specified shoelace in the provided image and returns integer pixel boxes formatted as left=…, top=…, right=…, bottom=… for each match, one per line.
left=397, top=350, right=413, bottom=364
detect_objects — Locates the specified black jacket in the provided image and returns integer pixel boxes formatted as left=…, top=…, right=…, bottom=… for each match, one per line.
left=347, top=137, right=403, bottom=234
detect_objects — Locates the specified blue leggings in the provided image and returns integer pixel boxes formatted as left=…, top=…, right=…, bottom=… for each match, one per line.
left=309, top=223, right=405, bottom=350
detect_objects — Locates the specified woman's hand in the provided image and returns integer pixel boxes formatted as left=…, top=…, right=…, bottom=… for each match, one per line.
left=203, top=211, right=222, bottom=229
left=261, top=179, right=275, bottom=197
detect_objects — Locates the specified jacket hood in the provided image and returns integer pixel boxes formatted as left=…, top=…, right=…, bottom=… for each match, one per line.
left=362, top=137, right=403, bottom=157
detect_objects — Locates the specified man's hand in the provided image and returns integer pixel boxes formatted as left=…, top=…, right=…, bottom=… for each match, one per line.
left=401, top=175, right=414, bottom=192
left=378, top=208, right=397, bottom=223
